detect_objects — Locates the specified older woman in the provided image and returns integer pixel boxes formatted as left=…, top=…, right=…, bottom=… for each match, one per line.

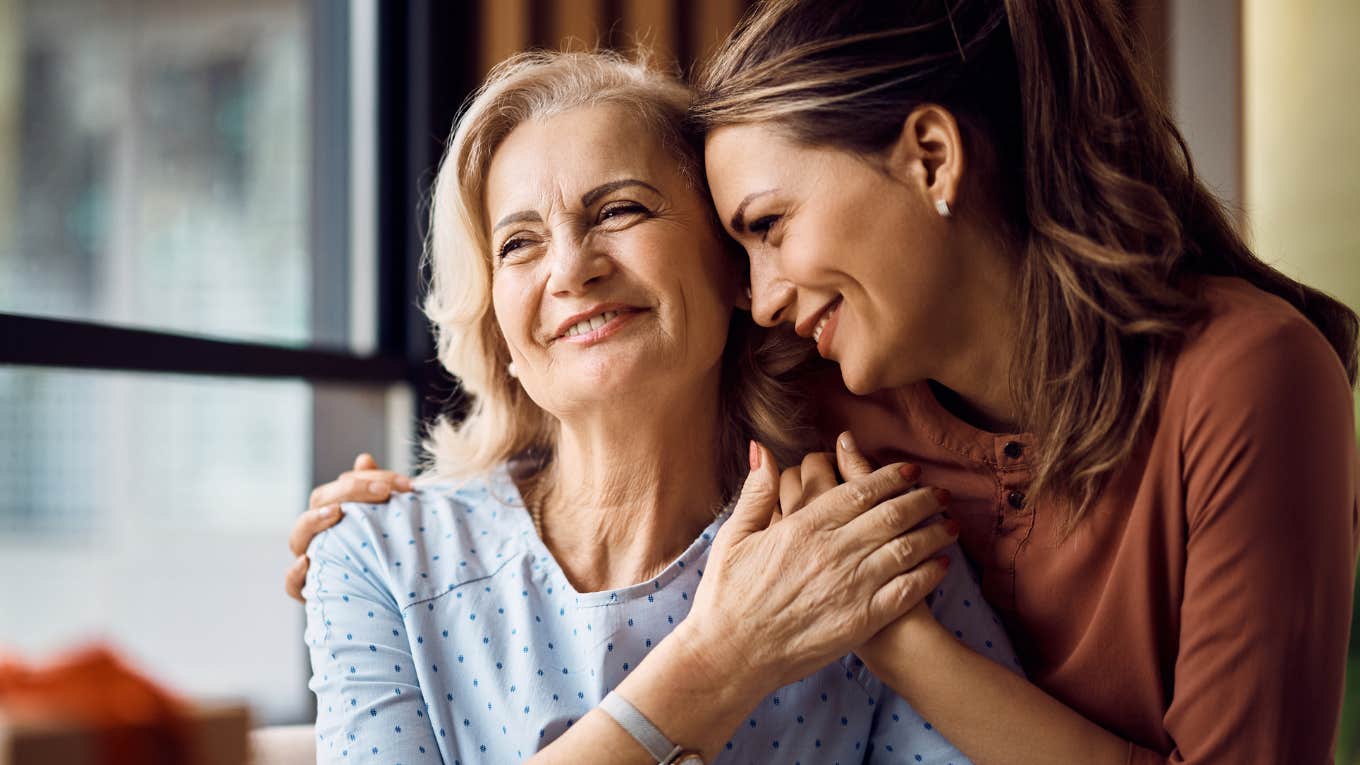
left=302, top=51, right=1013, bottom=764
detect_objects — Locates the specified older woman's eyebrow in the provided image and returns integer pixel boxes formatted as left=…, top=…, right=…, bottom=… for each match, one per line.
left=728, top=189, right=776, bottom=233
left=580, top=179, right=661, bottom=207
left=493, top=210, right=543, bottom=232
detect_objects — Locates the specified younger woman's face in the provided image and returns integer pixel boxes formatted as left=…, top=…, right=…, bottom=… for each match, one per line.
left=704, top=122, right=965, bottom=394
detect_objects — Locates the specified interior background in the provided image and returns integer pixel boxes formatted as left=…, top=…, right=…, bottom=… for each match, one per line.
left=0, top=0, right=1355, bottom=759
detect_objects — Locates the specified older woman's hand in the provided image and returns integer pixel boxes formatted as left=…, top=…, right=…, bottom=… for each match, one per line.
left=683, top=439, right=956, bottom=694
left=284, top=453, right=412, bottom=601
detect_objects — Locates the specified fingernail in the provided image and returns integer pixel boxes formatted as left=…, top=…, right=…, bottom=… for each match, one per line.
left=899, top=464, right=920, bottom=482
left=839, top=432, right=857, bottom=452
left=368, top=480, right=388, bottom=494
left=749, top=440, right=761, bottom=470
left=945, top=519, right=960, bottom=536
left=318, top=506, right=337, bottom=519
left=932, top=488, right=951, bottom=506
left=396, top=476, right=413, bottom=491
left=935, top=554, right=951, bottom=570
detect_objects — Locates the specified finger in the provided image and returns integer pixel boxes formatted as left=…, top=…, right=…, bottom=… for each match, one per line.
left=867, top=554, right=952, bottom=629
left=767, top=506, right=785, bottom=529
left=290, top=505, right=343, bottom=556
left=284, top=555, right=310, bottom=602
left=309, top=474, right=400, bottom=510
left=779, top=466, right=804, bottom=517
left=799, top=452, right=838, bottom=506
left=845, top=486, right=951, bottom=547
left=723, top=440, right=781, bottom=539
left=860, top=519, right=960, bottom=585
left=347, top=469, right=414, bottom=492
left=354, top=453, right=379, bottom=471
left=803, top=461, right=921, bottom=528
left=835, top=431, right=878, bottom=481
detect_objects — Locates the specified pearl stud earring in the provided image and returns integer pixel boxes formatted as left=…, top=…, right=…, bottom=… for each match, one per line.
left=507, top=361, right=518, bottom=379
left=935, top=199, right=952, bottom=218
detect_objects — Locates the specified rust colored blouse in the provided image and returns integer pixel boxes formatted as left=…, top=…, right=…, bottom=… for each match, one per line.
left=817, top=277, right=1360, bottom=763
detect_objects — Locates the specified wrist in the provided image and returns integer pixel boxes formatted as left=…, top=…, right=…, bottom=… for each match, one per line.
left=609, top=619, right=770, bottom=760
left=857, top=604, right=947, bottom=678
left=663, top=618, right=769, bottom=709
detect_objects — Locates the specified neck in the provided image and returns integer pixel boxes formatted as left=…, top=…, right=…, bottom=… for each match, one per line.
left=929, top=221, right=1023, bottom=433
left=535, top=367, right=726, bottom=592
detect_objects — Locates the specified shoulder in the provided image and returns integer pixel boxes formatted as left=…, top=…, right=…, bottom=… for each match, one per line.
left=1166, top=278, right=1357, bottom=525
left=1172, top=277, right=1350, bottom=400
left=306, top=468, right=533, bottom=609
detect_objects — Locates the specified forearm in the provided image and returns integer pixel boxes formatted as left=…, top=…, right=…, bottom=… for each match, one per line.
left=528, top=622, right=766, bottom=763
left=862, top=611, right=1130, bottom=765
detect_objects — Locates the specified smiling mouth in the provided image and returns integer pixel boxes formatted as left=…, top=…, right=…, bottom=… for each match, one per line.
left=812, top=297, right=842, bottom=345
left=551, top=305, right=646, bottom=346
left=560, top=309, right=624, bottom=339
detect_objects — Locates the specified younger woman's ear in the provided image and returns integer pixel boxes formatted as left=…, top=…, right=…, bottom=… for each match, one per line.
left=886, top=103, right=965, bottom=213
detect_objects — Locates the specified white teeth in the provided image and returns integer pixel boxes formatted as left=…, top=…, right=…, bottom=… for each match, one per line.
left=812, top=312, right=832, bottom=343
left=564, top=310, right=620, bottom=338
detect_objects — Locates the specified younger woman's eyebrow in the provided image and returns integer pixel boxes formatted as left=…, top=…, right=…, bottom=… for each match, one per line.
left=580, top=179, right=660, bottom=207
left=729, top=189, right=776, bottom=233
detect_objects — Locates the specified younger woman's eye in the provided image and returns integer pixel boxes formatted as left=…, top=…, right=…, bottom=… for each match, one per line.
left=748, top=214, right=782, bottom=241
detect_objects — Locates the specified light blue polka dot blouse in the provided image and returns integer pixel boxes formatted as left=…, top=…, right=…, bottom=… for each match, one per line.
left=303, top=465, right=1019, bottom=764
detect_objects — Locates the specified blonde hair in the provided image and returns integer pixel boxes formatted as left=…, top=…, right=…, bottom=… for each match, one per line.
left=421, top=49, right=816, bottom=499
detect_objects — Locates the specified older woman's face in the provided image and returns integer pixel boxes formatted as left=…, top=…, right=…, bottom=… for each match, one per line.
left=485, top=105, right=737, bottom=415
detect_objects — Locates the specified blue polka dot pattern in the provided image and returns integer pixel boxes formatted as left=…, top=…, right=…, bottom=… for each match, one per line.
left=303, top=465, right=1018, bottom=763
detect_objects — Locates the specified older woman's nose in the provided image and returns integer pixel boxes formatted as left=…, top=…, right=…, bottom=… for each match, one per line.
left=545, top=236, right=613, bottom=295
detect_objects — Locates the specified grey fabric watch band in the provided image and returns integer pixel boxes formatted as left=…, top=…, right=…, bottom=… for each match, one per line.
left=599, top=690, right=689, bottom=764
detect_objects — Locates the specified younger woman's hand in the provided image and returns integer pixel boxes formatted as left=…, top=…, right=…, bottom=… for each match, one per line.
left=682, top=439, right=955, bottom=696
left=284, top=453, right=413, bottom=601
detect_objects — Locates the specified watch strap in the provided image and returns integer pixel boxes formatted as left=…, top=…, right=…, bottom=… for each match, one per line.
left=598, top=690, right=694, bottom=764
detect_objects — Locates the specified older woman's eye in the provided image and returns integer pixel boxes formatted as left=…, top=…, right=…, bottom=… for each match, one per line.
left=498, top=236, right=532, bottom=259
left=597, top=201, right=649, bottom=224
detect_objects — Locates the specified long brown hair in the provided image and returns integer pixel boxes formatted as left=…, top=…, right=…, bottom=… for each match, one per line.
left=694, top=0, right=1359, bottom=529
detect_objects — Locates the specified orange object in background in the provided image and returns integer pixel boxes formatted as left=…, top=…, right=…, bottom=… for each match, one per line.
left=0, top=645, right=247, bottom=765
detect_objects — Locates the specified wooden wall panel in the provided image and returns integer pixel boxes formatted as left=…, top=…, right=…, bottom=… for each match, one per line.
left=480, top=0, right=531, bottom=76
left=543, top=0, right=606, bottom=50
left=476, top=0, right=751, bottom=76
left=620, top=0, right=679, bottom=67
left=689, top=0, right=746, bottom=72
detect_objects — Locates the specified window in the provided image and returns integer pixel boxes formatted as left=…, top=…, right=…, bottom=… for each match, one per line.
left=0, top=0, right=462, bottom=723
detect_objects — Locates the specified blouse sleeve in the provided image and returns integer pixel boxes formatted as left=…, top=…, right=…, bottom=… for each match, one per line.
left=1130, top=315, right=1359, bottom=764
left=304, top=512, right=444, bottom=764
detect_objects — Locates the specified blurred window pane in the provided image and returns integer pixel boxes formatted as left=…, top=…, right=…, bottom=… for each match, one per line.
left=0, top=0, right=316, bottom=347
left=0, top=366, right=312, bottom=721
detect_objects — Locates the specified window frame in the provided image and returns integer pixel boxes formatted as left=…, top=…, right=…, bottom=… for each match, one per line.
left=0, top=0, right=481, bottom=443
